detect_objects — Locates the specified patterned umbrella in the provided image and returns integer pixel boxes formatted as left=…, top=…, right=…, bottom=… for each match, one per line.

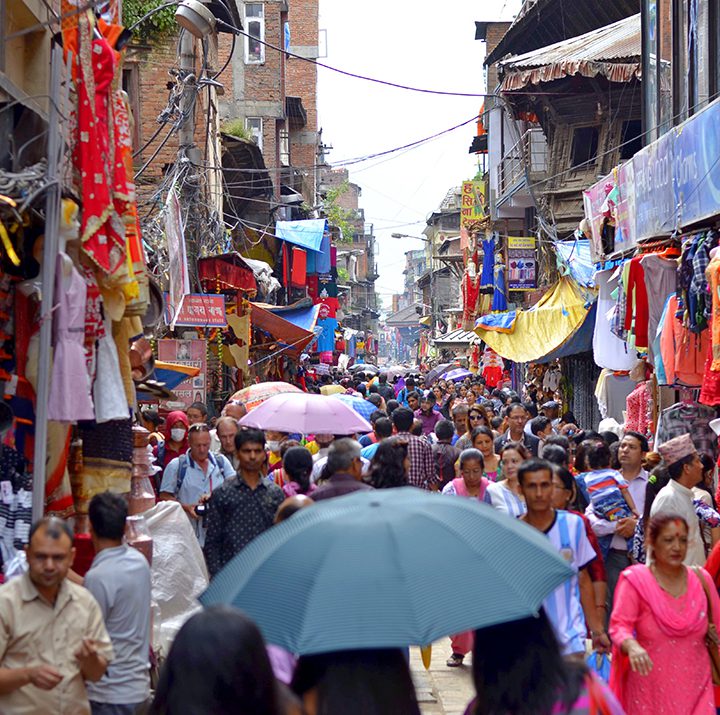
left=440, top=368, right=473, bottom=382
left=229, top=382, right=302, bottom=412
left=330, top=393, right=376, bottom=420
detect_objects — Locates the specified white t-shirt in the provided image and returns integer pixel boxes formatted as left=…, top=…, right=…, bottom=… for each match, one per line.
left=486, top=481, right=527, bottom=518
left=541, top=510, right=596, bottom=655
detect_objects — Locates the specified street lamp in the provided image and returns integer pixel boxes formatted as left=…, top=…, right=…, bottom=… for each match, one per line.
left=392, top=230, right=432, bottom=252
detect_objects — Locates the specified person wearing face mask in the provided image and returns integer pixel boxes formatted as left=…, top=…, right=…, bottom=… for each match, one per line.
left=265, top=431, right=289, bottom=474
left=153, top=411, right=189, bottom=484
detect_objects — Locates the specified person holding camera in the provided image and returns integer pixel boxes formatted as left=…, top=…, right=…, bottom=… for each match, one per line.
left=159, top=423, right=235, bottom=545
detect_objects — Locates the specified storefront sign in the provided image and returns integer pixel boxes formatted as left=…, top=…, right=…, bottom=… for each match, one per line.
left=157, top=339, right=206, bottom=409
left=460, top=180, right=486, bottom=228
left=507, top=236, right=537, bottom=290
left=164, top=293, right=227, bottom=327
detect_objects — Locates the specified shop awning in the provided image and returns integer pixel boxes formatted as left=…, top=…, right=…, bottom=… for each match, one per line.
left=275, top=219, right=327, bottom=251
left=250, top=302, right=320, bottom=358
left=433, top=328, right=481, bottom=350
left=474, top=277, right=595, bottom=363
left=535, top=301, right=597, bottom=363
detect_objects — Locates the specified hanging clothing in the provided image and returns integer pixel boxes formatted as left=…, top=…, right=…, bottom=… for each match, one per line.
left=700, top=322, right=720, bottom=406
left=480, top=235, right=495, bottom=291
left=594, top=269, right=635, bottom=371
left=595, top=370, right=635, bottom=423
left=47, top=255, right=95, bottom=422
left=640, top=253, right=678, bottom=363
left=707, top=249, right=720, bottom=370
left=491, top=263, right=507, bottom=312
left=658, top=295, right=708, bottom=386
left=316, top=318, right=337, bottom=353
left=93, top=317, right=130, bottom=423
left=609, top=261, right=630, bottom=342
left=624, top=382, right=652, bottom=435
left=290, top=248, right=307, bottom=288
left=624, top=255, right=649, bottom=351
left=656, top=402, right=718, bottom=460
left=461, top=272, right=480, bottom=331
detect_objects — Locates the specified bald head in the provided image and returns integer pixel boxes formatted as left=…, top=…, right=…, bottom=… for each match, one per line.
left=222, top=401, right=247, bottom=420
left=275, top=495, right=314, bottom=523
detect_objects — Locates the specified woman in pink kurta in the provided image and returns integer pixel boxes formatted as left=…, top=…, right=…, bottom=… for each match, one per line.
left=441, top=449, right=490, bottom=667
left=610, top=513, right=720, bottom=714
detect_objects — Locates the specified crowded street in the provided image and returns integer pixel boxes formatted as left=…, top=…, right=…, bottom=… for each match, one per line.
left=2, top=0, right=720, bottom=713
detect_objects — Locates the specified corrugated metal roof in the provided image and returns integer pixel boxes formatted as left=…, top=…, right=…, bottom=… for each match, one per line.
left=484, top=0, right=640, bottom=67
left=499, top=14, right=640, bottom=71
left=433, top=328, right=481, bottom=347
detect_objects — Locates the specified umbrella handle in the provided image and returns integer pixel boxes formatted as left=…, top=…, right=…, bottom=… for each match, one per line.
left=420, top=644, right=432, bottom=670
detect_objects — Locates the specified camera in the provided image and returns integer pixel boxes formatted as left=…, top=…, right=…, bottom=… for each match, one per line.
left=195, top=502, right=208, bottom=525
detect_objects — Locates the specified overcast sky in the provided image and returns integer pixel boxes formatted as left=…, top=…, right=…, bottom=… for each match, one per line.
left=317, top=0, right=522, bottom=310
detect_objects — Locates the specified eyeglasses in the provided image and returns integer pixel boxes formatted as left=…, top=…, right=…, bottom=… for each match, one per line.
left=188, top=423, right=210, bottom=433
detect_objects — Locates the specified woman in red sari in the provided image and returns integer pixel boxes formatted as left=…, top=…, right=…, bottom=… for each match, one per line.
left=610, top=513, right=720, bottom=714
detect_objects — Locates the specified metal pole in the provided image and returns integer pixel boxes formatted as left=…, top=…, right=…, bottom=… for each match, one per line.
left=32, top=44, right=63, bottom=522
left=178, top=30, right=196, bottom=151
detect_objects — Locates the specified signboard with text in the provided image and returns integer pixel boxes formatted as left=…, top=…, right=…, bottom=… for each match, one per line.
left=507, top=236, right=537, bottom=290
left=157, top=339, right=206, bottom=409
left=164, top=293, right=227, bottom=327
left=460, top=180, right=486, bottom=228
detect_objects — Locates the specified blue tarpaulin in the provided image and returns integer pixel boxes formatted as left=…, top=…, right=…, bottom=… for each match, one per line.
left=269, top=304, right=320, bottom=332
left=555, top=238, right=595, bottom=288
left=276, top=219, right=327, bottom=252
left=535, top=301, right=597, bottom=363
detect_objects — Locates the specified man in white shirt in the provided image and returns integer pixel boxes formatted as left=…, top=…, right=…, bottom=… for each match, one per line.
left=519, top=458, right=610, bottom=660
left=586, top=431, right=649, bottom=616
left=651, top=433, right=705, bottom=566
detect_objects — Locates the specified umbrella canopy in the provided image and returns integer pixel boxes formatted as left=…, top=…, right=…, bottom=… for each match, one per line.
left=441, top=367, right=473, bottom=382
left=426, top=363, right=454, bottom=385
left=238, top=392, right=372, bottom=435
left=330, top=393, right=376, bottom=420
left=201, top=488, right=573, bottom=655
left=319, top=384, right=345, bottom=396
left=349, top=363, right=378, bottom=374
left=229, top=382, right=302, bottom=412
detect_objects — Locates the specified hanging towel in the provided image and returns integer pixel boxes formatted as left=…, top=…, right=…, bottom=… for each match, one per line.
left=291, top=247, right=307, bottom=288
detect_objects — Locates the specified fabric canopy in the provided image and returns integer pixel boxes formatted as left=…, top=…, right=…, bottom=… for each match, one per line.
left=250, top=303, right=320, bottom=358
left=535, top=301, right=597, bottom=363
left=275, top=219, right=327, bottom=252
left=474, top=277, right=594, bottom=363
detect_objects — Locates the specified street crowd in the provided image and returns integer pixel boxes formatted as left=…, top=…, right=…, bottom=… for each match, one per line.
left=0, top=367, right=719, bottom=714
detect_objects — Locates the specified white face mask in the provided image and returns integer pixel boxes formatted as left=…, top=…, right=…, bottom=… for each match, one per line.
left=170, top=428, right=186, bottom=442
left=267, top=441, right=280, bottom=453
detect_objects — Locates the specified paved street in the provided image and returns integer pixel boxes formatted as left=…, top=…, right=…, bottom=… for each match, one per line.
left=410, top=641, right=474, bottom=715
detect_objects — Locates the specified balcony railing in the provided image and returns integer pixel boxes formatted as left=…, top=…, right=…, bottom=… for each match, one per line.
left=498, top=128, right=548, bottom=198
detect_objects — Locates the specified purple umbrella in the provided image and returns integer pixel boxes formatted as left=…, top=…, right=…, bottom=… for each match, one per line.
left=440, top=368, right=473, bottom=382
left=239, top=392, right=372, bottom=435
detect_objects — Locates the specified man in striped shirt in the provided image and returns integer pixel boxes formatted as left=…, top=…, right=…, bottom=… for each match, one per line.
left=518, top=458, right=610, bottom=660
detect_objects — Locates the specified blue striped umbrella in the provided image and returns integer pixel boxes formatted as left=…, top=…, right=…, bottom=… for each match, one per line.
left=330, top=393, right=377, bottom=420
left=201, top=488, right=573, bottom=655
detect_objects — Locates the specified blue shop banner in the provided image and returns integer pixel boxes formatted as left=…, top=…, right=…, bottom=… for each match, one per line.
left=634, top=96, right=720, bottom=240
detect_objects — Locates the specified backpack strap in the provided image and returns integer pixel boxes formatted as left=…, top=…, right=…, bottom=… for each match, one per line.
left=175, top=455, right=190, bottom=496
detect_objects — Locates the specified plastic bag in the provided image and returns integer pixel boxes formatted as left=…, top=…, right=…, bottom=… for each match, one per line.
left=586, top=651, right=611, bottom=682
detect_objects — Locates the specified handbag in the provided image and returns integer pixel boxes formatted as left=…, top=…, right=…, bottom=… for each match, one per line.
left=692, top=567, right=720, bottom=686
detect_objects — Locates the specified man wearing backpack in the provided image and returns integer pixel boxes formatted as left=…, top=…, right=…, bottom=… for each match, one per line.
left=159, top=423, right=235, bottom=545
left=518, top=458, right=610, bottom=661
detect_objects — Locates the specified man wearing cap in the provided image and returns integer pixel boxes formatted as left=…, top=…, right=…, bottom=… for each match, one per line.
left=541, top=401, right=561, bottom=428
left=651, top=433, right=706, bottom=566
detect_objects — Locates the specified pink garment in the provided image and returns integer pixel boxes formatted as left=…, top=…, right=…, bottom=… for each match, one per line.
left=47, top=255, right=95, bottom=421
left=625, top=381, right=651, bottom=434
left=451, top=476, right=488, bottom=501
left=446, top=477, right=487, bottom=656
left=609, top=564, right=718, bottom=714
left=659, top=295, right=708, bottom=386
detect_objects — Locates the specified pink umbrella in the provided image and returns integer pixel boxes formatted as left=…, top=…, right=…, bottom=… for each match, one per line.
left=238, top=393, right=372, bottom=435
left=229, top=382, right=301, bottom=412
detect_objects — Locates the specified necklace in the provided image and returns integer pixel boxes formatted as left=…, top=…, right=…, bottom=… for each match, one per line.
left=650, top=564, right=687, bottom=599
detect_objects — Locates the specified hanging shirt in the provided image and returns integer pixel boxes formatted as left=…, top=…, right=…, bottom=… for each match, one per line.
left=655, top=402, right=718, bottom=460
left=593, top=269, right=636, bottom=371
left=624, top=255, right=650, bottom=350
left=640, top=253, right=678, bottom=363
